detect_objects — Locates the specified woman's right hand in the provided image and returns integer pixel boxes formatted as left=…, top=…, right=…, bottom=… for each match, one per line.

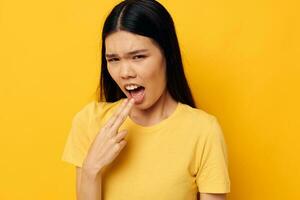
left=82, top=98, right=135, bottom=176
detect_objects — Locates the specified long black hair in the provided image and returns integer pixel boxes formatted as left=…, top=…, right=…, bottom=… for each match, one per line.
left=97, top=0, right=196, bottom=108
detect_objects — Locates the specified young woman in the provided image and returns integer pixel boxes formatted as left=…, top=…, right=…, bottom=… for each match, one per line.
left=62, top=0, right=231, bottom=199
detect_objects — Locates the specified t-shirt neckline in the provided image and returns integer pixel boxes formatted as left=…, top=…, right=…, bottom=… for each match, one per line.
left=124, top=100, right=183, bottom=132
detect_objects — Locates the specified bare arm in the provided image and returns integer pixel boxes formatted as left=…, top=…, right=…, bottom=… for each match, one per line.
left=76, top=167, right=81, bottom=199
left=198, top=193, right=226, bottom=200
left=76, top=166, right=103, bottom=200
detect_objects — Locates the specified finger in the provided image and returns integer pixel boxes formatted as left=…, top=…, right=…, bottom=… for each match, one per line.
left=110, top=98, right=135, bottom=133
left=104, top=98, right=129, bottom=129
left=103, top=140, right=127, bottom=166
left=100, top=134, right=120, bottom=156
left=119, top=140, right=127, bottom=149
left=115, top=140, right=127, bottom=152
left=114, top=130, right=128, bottom=143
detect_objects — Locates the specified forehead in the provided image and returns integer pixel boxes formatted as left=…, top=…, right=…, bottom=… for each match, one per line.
left=105, top=31, right=154, bottom=55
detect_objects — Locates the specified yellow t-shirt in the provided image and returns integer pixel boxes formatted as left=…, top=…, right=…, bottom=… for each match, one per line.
left=61, top=98, right=230, bottom=199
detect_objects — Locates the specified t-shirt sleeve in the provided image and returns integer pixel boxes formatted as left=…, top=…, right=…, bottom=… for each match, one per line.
left=196, top=116, right=231, bottom=193
left=61, top=106, right=91, bottom=168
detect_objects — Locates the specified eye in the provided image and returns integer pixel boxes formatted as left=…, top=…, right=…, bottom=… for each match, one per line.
left=107, top=58, right=119, bottom=62
left=133, top=55, right=146, bottom=60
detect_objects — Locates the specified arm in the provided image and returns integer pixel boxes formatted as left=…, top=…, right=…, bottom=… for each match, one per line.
left=198, top=192, right=226, bottom=200
left=76, top=166, right=102, bottom=200
left=74, top=99, right=134, bottom=200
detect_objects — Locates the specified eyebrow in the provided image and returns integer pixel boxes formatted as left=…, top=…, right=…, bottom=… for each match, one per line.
left=105, top=49, right=149, bottom=58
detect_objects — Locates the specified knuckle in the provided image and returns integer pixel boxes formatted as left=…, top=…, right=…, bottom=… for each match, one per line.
left=114, top=143, right=120, bottom=151
left=101, top=126, right=108, bottom=132
left=109, top=137, right=116, bottom=144
left=106, top=133, right=112, bottom=139
left=121, top=112, right=127, bottom=118
left=119, top=114, right=125, bottom=121
left=112, top=115, right=118, bottom=121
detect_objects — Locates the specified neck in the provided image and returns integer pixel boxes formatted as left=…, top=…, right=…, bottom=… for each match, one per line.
left=129, top=89, right=178, bottom=126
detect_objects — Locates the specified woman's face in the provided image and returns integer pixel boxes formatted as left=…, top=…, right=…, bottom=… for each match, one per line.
left=105, top=30, right=167, bottom=109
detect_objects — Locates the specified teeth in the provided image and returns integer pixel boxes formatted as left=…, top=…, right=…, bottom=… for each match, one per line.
left=125, top=84, right=140, bottom=91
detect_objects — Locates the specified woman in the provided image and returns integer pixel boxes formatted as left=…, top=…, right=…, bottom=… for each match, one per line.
left=62, top=0, right=231, bottom=199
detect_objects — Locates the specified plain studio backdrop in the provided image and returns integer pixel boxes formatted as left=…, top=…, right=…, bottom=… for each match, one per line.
left=0, top=0, right=299, bottom=199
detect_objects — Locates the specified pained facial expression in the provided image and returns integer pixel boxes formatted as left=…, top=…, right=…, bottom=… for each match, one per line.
left=105, top=30, right=167, bottom=109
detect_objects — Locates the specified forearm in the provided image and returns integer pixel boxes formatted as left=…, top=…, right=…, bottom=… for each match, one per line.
left=199, top=193, right=226, bottom=200
left=78, top=169, right=102, bottom=200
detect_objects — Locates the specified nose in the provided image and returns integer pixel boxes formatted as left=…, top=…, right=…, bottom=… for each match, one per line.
left=120, top=61, right=136, bottom=79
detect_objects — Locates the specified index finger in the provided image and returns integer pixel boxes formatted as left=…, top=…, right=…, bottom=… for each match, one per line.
left=110, top=98, right=135, bottom=133
left=104, top=98, right=129, bottom=129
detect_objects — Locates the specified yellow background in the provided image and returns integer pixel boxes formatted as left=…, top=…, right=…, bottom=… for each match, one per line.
left=0, top=0, right=299, bottom=199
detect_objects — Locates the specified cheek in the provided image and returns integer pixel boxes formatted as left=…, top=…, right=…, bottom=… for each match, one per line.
left=142, top=62, right=166, bottom=90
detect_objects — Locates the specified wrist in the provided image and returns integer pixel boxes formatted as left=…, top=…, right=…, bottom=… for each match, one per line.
left=81, top=163, right=104, bottom=178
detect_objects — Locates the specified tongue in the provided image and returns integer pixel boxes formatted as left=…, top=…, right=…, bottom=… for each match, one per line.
left=130, top=87, right=145, bottom=103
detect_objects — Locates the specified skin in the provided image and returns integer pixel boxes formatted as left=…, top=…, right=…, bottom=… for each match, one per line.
left=76, top=30, right=226, bottom=200
left=105, top=30, right=178, bottom=126
left=78, top=98, right=135, bottom=200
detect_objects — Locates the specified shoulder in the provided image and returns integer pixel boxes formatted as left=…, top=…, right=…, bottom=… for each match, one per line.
left=177, top=103, right=225, bottom=143
left=179, top=103, right=218, bottom=129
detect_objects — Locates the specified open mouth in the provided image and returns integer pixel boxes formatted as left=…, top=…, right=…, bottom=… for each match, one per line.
left=125, top=86, right=145, bottom=103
